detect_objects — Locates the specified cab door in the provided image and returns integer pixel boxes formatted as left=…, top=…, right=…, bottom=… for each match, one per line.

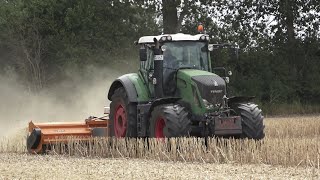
left=139, top=46, right=155, bottom=98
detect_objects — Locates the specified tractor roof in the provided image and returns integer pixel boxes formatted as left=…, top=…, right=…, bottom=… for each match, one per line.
left=138, top=33, right=209, bottom=44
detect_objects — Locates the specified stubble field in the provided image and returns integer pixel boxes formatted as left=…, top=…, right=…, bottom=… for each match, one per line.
left=0, top=115, right=319, bottom=179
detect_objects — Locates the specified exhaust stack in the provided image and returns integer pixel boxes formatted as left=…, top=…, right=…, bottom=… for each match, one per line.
left=153, top=38, right=164, bottom=98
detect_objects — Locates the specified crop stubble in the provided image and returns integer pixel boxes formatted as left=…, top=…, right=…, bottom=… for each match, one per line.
left=0, top=116, right=320, bottom=170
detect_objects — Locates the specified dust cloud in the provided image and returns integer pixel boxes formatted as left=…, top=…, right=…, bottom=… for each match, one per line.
left=0, top=65, right=124, bottom=137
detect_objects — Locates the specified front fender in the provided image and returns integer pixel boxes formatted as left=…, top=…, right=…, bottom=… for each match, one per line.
left=228, top=96, right=255, bottom=105
left=148, top=97, right=181, bottom=117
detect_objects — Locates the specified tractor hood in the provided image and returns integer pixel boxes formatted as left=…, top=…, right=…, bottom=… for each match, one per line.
left=177, top=69, right=226, bottom=107
left=178, top=69, right=216, bottom=77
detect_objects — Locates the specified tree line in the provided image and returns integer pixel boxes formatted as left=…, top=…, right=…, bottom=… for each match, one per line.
left=0, top=0, right=319, bottom=109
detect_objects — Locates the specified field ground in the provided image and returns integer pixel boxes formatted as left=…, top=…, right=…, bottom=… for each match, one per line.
left=0, top=116, right=320, bottom=179
left=0, top=153, right=318, bottom=180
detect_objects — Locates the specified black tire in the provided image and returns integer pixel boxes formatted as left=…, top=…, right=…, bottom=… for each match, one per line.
left=238, top=103, right=265, bottom=140
left=109, top=87, right=137, bottom=137
left=149, top=104, right=191, bottom=138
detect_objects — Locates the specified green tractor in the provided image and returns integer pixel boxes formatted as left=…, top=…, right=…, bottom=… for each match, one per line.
left=108, top=33, right=264, bottom=139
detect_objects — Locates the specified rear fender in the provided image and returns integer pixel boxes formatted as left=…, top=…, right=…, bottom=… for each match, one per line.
left=108, top=73, right=149, bottom=103
left=108, top=75, right=138, bottom=102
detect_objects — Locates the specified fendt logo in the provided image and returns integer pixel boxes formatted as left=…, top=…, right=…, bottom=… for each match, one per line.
left=211, top=80, right=218, bottom=87
left=210, top=89, right=223, bottom=94
left=213, top=80, right=218, bottom=87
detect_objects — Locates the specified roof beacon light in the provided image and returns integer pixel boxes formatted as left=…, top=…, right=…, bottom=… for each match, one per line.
left=197, top=24, right=204, bottom=33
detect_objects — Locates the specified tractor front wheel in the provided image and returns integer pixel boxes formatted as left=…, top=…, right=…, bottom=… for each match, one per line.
left=238, top=103, right=265, bottom=140
left=149, top=104, right=191, bottom=138
left=109, top=87, right=137, bottom=137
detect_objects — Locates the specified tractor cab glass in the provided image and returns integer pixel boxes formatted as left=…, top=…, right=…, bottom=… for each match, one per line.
left=162, top=42, right=210, bottom=71
left=161, top=41, right=210, bottom=96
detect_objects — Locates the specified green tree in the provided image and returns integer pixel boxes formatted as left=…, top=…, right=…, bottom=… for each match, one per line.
left=0, top=0, right=159, bottom=91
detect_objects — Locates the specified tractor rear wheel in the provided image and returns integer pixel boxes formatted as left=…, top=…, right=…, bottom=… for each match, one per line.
left=149, top=104, right=191, bottom=138
left=238, top=103, right=265, bottom=140
left=109, top=87, right=137, bottom=137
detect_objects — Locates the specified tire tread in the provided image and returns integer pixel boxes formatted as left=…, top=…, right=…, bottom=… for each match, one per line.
left=150, top=104, right=191, bottom=137
left=109, top=87, right=137, bottom=137
left=238, top=103, right=265, bottom=140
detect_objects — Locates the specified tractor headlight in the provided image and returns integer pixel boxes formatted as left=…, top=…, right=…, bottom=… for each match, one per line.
left=160, top=36, right=172, bottom=42
left=161, top=45, right=167, bottom=52
left=200, top=35, right=206, bottom=40
left=225, top=77, right=230, bottom=84
left=203, top=99, right=213, bottom=109
left=200, top=35, right=209, bottom=41
left=203, top=99, right=209, bottom=106
left=208, top=44, right=214, bottom=51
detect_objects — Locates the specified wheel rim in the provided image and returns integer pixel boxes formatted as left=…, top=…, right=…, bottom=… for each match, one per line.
left=114, top=104, right=127, bottom=137
left=155, top=117, right=165, bottom=138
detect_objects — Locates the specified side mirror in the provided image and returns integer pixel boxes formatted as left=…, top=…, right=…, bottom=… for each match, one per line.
left=139, top=48, right=147, bottom=61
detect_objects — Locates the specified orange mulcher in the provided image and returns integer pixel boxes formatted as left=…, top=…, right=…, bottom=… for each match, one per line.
left=27, top=108, right=109, bottom=153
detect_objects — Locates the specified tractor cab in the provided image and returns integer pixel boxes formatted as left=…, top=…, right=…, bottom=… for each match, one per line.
left=138, top=33, right=213, bottom=97
left=138, top=34, right=211, bottom=69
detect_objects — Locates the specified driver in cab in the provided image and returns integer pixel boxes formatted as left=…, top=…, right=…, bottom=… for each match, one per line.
left=163, top=48, right=178, bottom=69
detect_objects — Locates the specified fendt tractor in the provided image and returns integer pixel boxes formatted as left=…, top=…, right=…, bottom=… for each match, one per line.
left=27, top=25, right=265, bottom=153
